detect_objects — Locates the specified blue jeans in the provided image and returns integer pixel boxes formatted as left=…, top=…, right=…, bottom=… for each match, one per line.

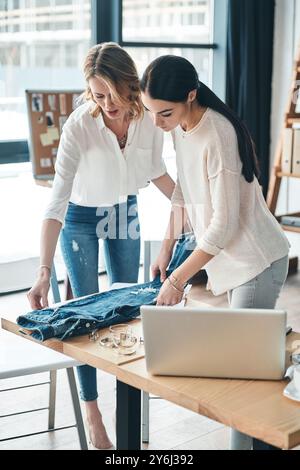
left=60, top=196, right=140, bottom=401
left=18, top=279, right=162, bottom=340
left=18, top=233, right=195, bottom=340
left=228, top=255, right=289, bottom=450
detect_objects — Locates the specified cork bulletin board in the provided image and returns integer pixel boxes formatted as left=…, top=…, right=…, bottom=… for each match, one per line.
left=26, top=89, right=83, bottom=179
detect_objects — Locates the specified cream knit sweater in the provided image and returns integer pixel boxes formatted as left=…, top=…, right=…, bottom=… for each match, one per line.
left=171, top=108, right=289, bottom=295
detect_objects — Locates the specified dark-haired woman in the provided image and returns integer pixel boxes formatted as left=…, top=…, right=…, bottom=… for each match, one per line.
left=141, top=55, right=290, bottom=450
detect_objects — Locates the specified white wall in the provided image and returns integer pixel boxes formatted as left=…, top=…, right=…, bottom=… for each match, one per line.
left=270, top=0, right=300, bottom=256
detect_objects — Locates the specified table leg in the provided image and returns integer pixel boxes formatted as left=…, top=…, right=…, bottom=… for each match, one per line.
left=116, top=380, right=141, bottom=450
left=253, top=438, right=281, bottom=450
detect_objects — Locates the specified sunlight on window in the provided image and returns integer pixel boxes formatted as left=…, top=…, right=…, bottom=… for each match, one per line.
left=122, top=0, right=212, bottom=44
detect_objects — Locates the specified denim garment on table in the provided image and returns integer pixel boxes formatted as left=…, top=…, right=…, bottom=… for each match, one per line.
left=17, top=233, right=196, bottom=341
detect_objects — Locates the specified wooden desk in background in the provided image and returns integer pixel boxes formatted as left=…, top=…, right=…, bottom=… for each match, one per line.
left=2, top=299, right=300, bottom=451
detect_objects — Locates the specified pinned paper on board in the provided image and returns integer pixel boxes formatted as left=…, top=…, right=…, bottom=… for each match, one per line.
left=48, top=94, right=57, bottom=111
left=40, top=158, right=52, bottom=168
left=26, top=89, right=83, bottom=178
left=32, top=93, right=43, bottom=112
left=48, top=127, right=59, bottom=141
left=59, top=94, right=67, bottom=115
left=40, top=133, right=53, bottom=147
left=46, top=111, right=55, bottom=127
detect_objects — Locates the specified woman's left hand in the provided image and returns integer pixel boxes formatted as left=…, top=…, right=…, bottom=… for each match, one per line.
left=156, top=278, right=184, bottom=306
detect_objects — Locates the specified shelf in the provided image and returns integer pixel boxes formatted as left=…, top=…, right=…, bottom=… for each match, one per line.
left=268, top=49, right=300, bottom=251
left=287, top=117, right=300, bottom=125
left=281, top=225, right=300, bottom=233
left=277, top=212, right=300, bottom=233
left=34, top=178, right=52, bottom=188
left=277, top=172, right=300, bottom=178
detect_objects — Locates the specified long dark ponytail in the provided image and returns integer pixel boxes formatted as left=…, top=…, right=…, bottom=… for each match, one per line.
left=140, top=55, right=260, bottom=183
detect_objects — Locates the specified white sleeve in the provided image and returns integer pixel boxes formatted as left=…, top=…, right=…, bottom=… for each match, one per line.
left=171, top=178, right=185, bottom=207
left=197, top=168, right=240, bottom=256
left=43, top=123, right=81, bottom=225
left=150, top=126, right=167, bottom=179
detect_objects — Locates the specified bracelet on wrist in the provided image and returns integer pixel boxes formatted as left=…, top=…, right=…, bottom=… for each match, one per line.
left=167, top=276, right=184, bottom=294
left=38, top=265, right=51, bottom=275
left=169, top=273, right=186, bottom=291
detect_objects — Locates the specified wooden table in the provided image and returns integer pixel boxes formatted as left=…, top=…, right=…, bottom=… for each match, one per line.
left=2, top=314, right=300, bottom=450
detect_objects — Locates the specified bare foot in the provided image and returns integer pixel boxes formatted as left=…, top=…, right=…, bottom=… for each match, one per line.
left=85, top=401, right=113, bottom=450
left=88, top=417, right=113, bottom=450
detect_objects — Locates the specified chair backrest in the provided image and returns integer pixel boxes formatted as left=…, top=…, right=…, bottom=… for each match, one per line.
left=143, top=240, right=163, bottom=282
left=50, top=263, right=61, bottom=303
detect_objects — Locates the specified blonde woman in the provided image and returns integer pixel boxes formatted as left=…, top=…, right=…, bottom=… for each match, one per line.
left=27, top=43, right=174, bottom=449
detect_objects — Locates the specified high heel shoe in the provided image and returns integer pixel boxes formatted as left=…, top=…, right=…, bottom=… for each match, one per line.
left=88, top=431, right=115, bottom=450
left=89, top=440, right=115, bottom=451
left=86, top=416, right=115, bottom=450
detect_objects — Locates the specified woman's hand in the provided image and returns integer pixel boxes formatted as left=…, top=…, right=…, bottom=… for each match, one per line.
left=27, top=269, right=51, bottom=310
left=151, top=248, right=173, bottom=282
left=156, top=278, right=184, bottom=306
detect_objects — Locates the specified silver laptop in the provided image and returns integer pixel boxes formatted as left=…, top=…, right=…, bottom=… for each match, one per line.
left=141, top=306, right=287, bottom=380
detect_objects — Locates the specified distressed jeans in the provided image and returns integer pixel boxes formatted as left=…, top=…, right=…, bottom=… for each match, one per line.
left=18, top=231, right=195, bottom=401
left=61, top=196, right=140, bottom=401
left=228, top=255, right=289, bottom=450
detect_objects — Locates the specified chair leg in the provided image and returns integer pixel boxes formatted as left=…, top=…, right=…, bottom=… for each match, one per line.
left=50, top=264, right=61, bottom=303
left=142, top=391, right=150, bottom=444
left=143, top=241, right=151, bottom=283
left=66, top=367, right=88, bottom=450
left=48, top=370, right=57, bottom=430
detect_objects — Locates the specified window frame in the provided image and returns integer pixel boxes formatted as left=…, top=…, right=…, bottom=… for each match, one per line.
left=0, top=0, right=228, bottom=165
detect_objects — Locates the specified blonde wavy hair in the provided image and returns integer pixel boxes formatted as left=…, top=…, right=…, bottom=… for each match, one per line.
left=83, top=42, right=143, bottom=120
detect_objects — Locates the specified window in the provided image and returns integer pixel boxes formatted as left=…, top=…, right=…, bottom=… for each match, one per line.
left=121, top=0, right=222, bottom=95
left=126, top=46, right=211, bottom=84
left=0, top=0, right=91, bottom=149
left=122, top=0, right=212, bottom=44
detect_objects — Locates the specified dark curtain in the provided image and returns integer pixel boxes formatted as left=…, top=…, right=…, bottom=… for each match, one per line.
left=226, top=0, right=275, bottom=195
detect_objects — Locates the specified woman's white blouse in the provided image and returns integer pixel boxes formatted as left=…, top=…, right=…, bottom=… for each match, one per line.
left=171, top=108, right=290, bottom=296
left=44, top=102, right=166, bottom=224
